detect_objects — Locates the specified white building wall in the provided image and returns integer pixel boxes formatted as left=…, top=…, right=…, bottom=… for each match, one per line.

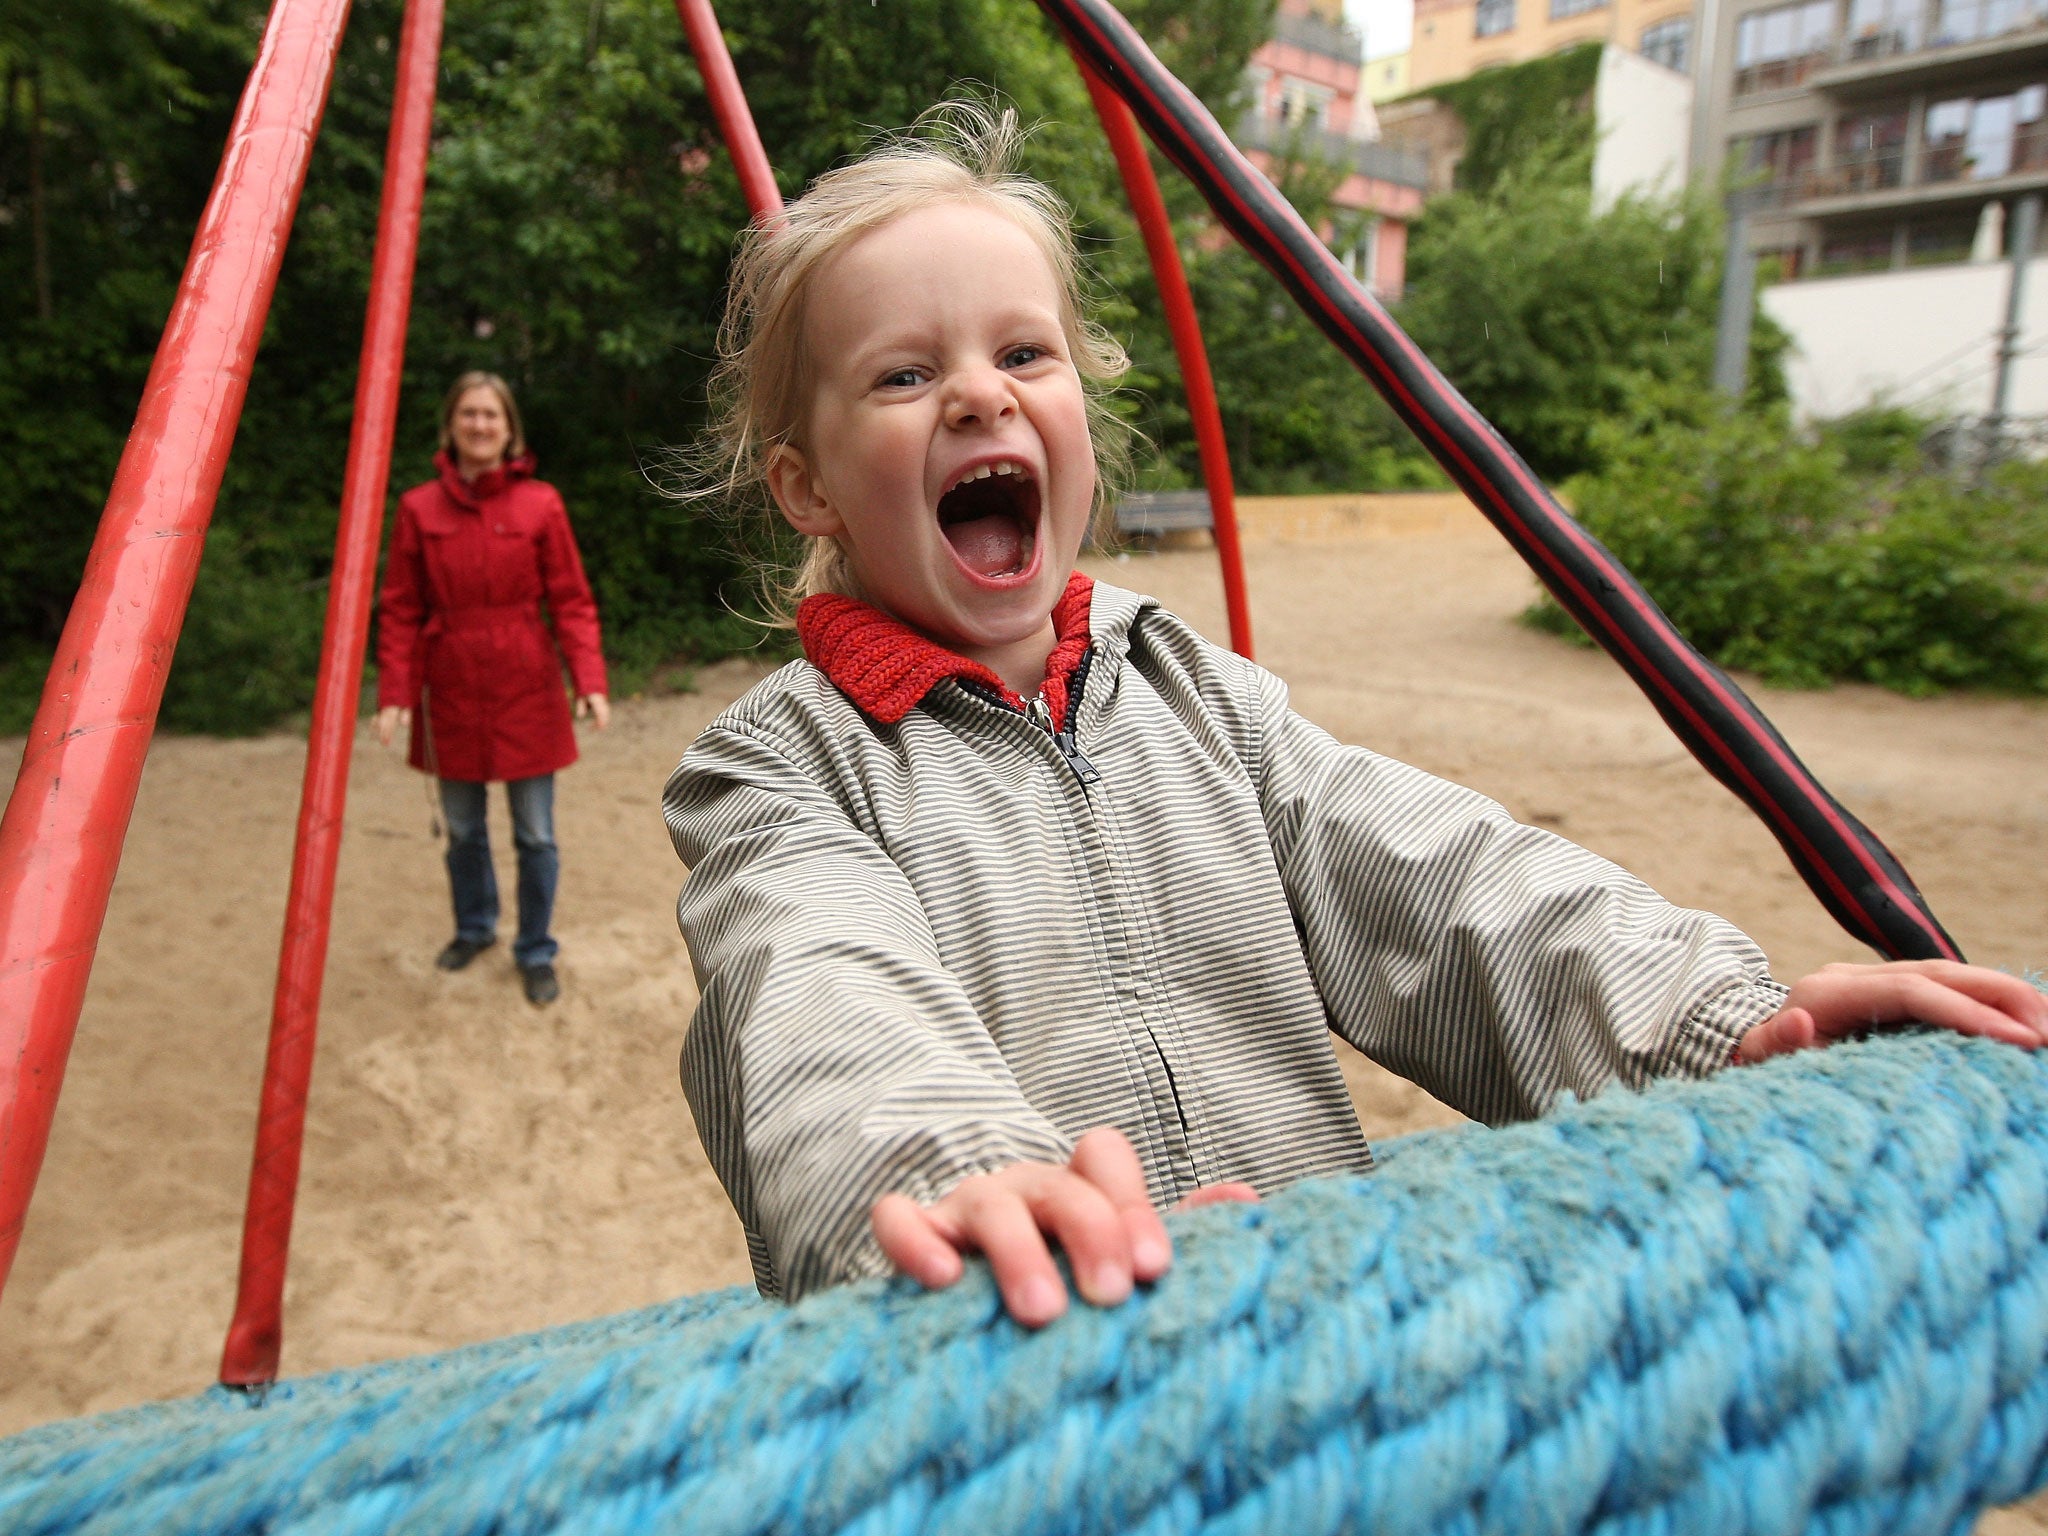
left=1761, top=258, right=2048, bottom=420
left=1591, top=45, right=1692, bottom=213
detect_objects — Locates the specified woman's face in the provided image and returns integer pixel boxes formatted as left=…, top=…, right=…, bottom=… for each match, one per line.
left=450, top=387, right=512, bottom=473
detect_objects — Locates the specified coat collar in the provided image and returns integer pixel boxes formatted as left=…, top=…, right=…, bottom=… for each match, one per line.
left=435, top=449, right=535, bottom=509
left=796, top=572, right=1105, bottom=727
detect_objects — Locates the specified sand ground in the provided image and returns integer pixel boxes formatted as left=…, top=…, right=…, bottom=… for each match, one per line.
left=2, top=511, right=2043, bottom=1526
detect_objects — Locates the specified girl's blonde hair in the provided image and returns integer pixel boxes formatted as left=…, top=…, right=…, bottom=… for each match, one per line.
left=691, top=101, right=1130, bottom=618
left=438, top=371, right=527, bottom=462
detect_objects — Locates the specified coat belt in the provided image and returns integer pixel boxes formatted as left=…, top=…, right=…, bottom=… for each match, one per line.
left=426, top=602, right=543, bottom=635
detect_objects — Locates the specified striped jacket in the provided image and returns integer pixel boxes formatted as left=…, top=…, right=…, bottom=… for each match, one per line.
left=663, top=577, right=1788, bottom=1299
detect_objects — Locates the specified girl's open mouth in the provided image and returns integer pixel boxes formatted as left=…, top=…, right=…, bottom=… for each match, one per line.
left=937, top=461, right=1040, bottom=582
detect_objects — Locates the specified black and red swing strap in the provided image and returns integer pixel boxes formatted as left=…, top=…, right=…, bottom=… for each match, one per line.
left=1034, top=0, right=1960, bottom=962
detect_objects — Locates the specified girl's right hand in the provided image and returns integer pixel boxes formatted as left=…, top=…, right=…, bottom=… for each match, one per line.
left=870, top=1127, right=1257, bottom=1328
left=375, top=705, right=411, bottom=749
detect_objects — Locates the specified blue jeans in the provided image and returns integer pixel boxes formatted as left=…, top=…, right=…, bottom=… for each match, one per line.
left=440, top=775, right=559, bottom=970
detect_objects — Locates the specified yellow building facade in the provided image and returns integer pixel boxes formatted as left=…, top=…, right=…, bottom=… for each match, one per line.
left=1410, top=0, right=1696, bottom=90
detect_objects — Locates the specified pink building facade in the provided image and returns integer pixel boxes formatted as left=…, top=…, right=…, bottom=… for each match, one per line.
left=1237, top=0, right=1429, bottom=297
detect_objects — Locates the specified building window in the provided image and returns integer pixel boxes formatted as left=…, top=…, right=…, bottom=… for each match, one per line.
left=1931, top=0, right=2048, bottom=47
left=1733, top=0, right=1836, bottom=94
left=1639, top=14, right=1692, bottom=69
left=1274, top=79, right=1336, bottom=132
left=1925, top=83, right=2048, bottom=182
left=1475, top=0, right=1517, bottom=37
left=1833, top=106, right=1909, bottom=190
left=1550, top=0, right=1608, bottom=18
left=1736, top=123, right=1819, bottom=205
left=1341, top=219, right=1384, bottom=289
left=1843, top=0, right=1922, bottom=59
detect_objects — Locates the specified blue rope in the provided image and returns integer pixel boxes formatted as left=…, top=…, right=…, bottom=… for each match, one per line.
left=4, top=1031, right=2045, bottom=1534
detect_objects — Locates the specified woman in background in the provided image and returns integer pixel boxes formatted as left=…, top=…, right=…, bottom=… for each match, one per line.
left=377, top=371, right=609, bottom=1007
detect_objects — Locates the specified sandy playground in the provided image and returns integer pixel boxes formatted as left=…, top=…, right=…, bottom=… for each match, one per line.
left=2, top=498, right=2044, bottom=1527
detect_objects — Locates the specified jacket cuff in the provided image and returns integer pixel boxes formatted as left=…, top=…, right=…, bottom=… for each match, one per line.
left=1665, top=975, right=1790, bottom=1078
left=374, top=677, right=418, bottom=710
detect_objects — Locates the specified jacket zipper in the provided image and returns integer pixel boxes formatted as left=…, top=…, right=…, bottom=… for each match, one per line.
left=1036, top=649, right=1100, bottom=786
left=968, top=653, right=1189, bottom=1147
left=965, top=650, right=1101, bottom=787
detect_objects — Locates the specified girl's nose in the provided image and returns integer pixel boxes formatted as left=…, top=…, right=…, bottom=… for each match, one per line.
left=943, top=365, right=1016, bottom=430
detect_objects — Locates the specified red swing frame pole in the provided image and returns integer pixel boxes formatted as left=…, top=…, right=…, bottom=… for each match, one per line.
left=218, top=0, right=445, bottom=1389
left=1077, top=57, right=1253, bottom=660
left=0, top=0, right=355, bottom=1306
left=673, top=0, right=784, bottom=223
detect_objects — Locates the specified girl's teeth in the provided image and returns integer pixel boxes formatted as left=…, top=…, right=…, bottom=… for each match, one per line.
left=959, top=461, right=1020, bottom=488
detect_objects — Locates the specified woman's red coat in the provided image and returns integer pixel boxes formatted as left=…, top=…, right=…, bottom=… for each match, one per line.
left=376, top=453, right=608, bottom=783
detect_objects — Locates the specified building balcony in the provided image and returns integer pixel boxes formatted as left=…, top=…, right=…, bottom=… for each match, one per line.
left=1272, top=8, right=1367, bottom=65
left=1809, top=7, right=2048, bottom=95
left=1233, top=113, right=1431, bottom=188
left=1759, top=131, right=2048, bottom=214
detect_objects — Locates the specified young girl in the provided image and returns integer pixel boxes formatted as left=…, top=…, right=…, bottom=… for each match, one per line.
left=663, top=109, right=2046, bottom=1328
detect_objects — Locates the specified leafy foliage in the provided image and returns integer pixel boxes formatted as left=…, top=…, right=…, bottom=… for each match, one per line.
left=1529, top=406, right=2048, bottom=695
left=1389, top=42, right=1790, bottom=486
left=1410, top=41, right=1601, bottom=195
left=1121, top=141, right=1444, bottom=494
left=0, top=0, right=1292, bottom=733
left=0, top=0, right=261, bottom=728
left=1400, top=179, right=1787, bottom=483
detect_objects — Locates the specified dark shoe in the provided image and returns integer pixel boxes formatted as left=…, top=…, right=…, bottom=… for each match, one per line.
left=436, top=935, right=497, bottom=972
left=521, top=963, right=560, bottom=1006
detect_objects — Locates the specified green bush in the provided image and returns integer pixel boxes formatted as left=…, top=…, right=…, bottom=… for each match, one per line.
left=2, top=0, right=1286, bottom=738
left=1528, top=408, right=2048, bottom=695
left=157, top=532, right=329, bottom=736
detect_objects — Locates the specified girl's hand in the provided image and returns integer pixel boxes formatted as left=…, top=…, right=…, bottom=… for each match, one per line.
left=871, top=1128, right=1256, bottom=1328
left=576, top=693, right=611, bottom=730
left=1736, top=960, right=2048, bottom=1065
left=375, top=705, right=410, bottom=749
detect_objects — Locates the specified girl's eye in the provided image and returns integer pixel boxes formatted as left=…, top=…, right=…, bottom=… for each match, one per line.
left=879, top=367, right=923, bottom=388
left=1002, top=345, right=1045, bottom=369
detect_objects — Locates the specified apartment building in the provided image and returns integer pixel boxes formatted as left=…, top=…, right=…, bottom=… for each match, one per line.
left=1237, top=0, right=1430, bottom=296
left=1702, top=0, right=2048, bottom=277
left=1410, top=0, right=1697, bottom=90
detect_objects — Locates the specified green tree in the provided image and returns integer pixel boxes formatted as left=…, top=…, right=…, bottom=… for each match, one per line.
left=0, top=0, right=1293, bottom=732
left=0, top=0, right=256, bottom=681
left=1120, top=138, right=1444, bottom=494
left=1399, top=177, right=1787, bottom=483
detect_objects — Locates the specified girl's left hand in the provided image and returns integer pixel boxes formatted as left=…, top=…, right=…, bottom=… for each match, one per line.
left=1735, top=959, right=2048, bottom=1065
left=576, top=693, right=611, bottom=730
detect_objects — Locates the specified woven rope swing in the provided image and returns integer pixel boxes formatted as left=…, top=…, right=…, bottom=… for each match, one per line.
left=3, top=1030, right=2045, bottom=1534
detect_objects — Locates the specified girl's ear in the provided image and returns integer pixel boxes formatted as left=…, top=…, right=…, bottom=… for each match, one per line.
left=766, top=444, right=843, bottom=538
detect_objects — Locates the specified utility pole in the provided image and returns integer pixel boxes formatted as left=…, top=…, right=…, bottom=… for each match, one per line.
left=1713, top=190, right=1757, bottom=397
left=1688, top=0, right=1722, bottom=185
left=1987, top=192, right=2041, bottom=455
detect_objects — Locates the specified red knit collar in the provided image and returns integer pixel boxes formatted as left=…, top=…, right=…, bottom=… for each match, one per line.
left=796, top=573, right=1096, bottom=728
left=435, top=449, right=535, bottom=508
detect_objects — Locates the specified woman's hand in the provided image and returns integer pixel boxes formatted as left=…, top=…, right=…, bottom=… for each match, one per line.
left=375, top=705, right=410, bottom=749
left=576, top=693, right=610, bottom=730
left=871, top=1128, right=1256, bottom=1328
left=1736, top=959, right=2048, bottom=1065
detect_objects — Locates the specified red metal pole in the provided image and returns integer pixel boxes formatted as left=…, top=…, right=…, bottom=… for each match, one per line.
left=0, top=0, right=354, bottom=1305
left=217, top=0, right=444, bottom=1390
left=672, top=0, right=783, bottom=224
left=1077, top=58, right=1254, bottom=660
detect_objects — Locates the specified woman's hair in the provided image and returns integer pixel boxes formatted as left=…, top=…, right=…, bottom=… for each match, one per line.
left=438, top=371, right=527, bottom=462
left=688, top=101, right=1131, bottom=619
